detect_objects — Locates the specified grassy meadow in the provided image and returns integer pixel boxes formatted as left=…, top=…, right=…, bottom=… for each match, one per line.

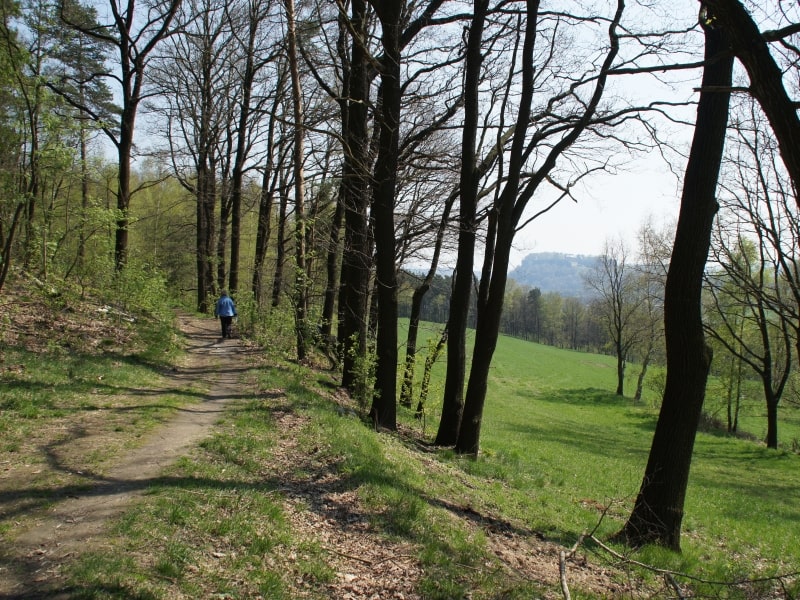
left=400, top=322, right=800, bottom=589
left=1, top=302, right=798, bottom=598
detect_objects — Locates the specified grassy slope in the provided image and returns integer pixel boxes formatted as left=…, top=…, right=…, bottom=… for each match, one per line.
left=406, top=325, right=800, bottom=581
left=2, top=293, right=798, bottom=598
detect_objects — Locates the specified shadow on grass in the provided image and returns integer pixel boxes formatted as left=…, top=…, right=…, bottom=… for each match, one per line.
left=0, top=345, right=258, bottom=412
left=532, top=386, right=639, bottom=408
left=0, top=374, right=599, bottom=599
left=0, top=582, right=160, bottom=600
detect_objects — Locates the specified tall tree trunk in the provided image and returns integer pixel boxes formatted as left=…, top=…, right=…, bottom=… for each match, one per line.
left=616, top=18, right=733, bottom=550
left=456, top=226, right=514, bottom=454
left=765, top=389, right=779, bottom=450
left=454, top=0, right=540, bottom=455
left=77, top=115, right=89, bottom=269
left=434, top=0, right=488, bottom=446
left=616, top=342, right=626, bottom=396
left=252, top=69, right=286, bottom=305
left=399, top=286, right=425, bottom=408
left=284, top=0, right=308, bottom=361
left=114, top=114, right=134, bottom=271
left=633, top=344, right=653, bottom=403
left=456, top=0, right=622, bottom=455
left=196, top=160, right=216, bottom=313
left=401, top=190, right=456, bottom=407
left=196, top=169, right=208, bottom=312
left=228, top=0, right=260, bottom=295
left=228, top=159, right=243, bottom=294
left=368, top=0, right=402, bottom=430
left=338, top=0, right=372, bottom=391
left=252, top=162, right=275, bottom=305
left=216, top=176, right=231, bottom=291
left=0, top=203, right=25, bottom=294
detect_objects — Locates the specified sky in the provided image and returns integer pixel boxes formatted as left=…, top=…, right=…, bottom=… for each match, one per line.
left=508, top=162, right=683, bottom=268
left=506, top=0, right=703, bottom=268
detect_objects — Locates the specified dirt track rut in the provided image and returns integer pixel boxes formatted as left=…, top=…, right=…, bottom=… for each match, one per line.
left=0, top=315, right=245, bottom=598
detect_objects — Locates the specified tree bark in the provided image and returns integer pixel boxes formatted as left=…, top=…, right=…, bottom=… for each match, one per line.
left=455, top=0, right=540, bottom=455
left=321, top=195, right=344, bottom=337
left=367, top=0, right=403, bottom=430
left=765, top=388, right=779, bottom=450
left=284, top=0, right=308, bottom=362
left=271, top=174, right=288, bottom=307
left=252, top=131, right=277, bottom=304
left=702, top=0, right=800, bottom=198
left=227, top=15, right=255, bottom=295
left=338, top=0, right=372, bottom=391
left=434, top=0, right=488, bottom=446
left=455, top=0, right=623, bottom=455
left=616, top=19, right=733, bottom=550
left=615, top=342, right=625, bottom=396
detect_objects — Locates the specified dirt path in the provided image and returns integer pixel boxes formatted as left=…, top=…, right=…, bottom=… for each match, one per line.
left=0, top=315, right=247, bottom=598
left=1, top=313, right=634, bottom=599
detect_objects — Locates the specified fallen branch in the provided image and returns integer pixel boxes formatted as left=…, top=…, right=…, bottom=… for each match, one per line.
left=559, top=550, right=571, bottom=600
left=590, top=535, right=800, bottom=589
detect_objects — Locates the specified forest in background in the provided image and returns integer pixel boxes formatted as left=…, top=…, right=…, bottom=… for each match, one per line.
left=2, top=0, right=800, bottom=551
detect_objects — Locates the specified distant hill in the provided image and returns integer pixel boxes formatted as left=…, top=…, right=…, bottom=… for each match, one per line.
left=508, top=252, right=600, bottom=298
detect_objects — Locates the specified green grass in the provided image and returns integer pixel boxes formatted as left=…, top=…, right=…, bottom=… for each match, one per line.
left=400, top=326, right=800, bottom=594
left=5, top=310, right=798, bottom=598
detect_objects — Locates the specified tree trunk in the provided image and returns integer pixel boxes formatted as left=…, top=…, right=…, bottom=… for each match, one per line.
left=634, top=345, right=652, bottom=403
left=417, top=328, right=448, bottom=419
left=338, top=0, right=372, bottom=392
left=321, top=195, right=344, bottom=336
left=456, top=227, right=513, bottom=454
left=196, top=160, right=216, bottom=313
left=271, top=177, right=288, bottom=307
left=115, top=128, right=133, bottom=271
left=368, top=0, right=402, bottom=430
left=702, top=0, right=800, bottom=197
left=0, top=202, right=25, bottom=294
left=399, top=192, right=454, bottom=407
left=400, top=284, right=427, bottom=407
left=764, top=388, right=779, bottom=450
left=252, top=69, right=285, bottom=306
left=252, top=163, right=275, bottom=305
left=284, top=0, right=308, bottom=362
left=216, top=174, right=231, bottom=292
left=434, top=0, right=488, bottom=446
left=196, top=172, right=208, bottom=312
left=455, top=0, right=539, bottom=455
left=616, top=21, right=733, bottom=550
left=615, top=342, right=625, bottom=396
left=228, top=1, right=261, bottom=295
left=77, top=115, right=89, bottom=269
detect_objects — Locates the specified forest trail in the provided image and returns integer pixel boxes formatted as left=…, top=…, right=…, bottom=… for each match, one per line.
left=0, top=315, right=247, bottom=599
left=0, top=311, right=625, bottom=600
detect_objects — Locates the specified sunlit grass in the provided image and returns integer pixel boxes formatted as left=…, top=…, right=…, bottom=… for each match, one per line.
left=10, top=313, right=797, bottom=599
left=398, top=323, right=800, bottom=592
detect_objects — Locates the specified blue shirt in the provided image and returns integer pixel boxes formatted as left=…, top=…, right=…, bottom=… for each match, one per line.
left=215, top=295, right=236, bottom=317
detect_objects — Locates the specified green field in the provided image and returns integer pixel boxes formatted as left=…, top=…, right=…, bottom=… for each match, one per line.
left=402, top=323, right=800, bottom=582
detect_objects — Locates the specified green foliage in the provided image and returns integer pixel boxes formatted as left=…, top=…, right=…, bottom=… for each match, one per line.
left=249, top=301, right=297, bottom=359
left=346, top=332, right=377, bottom=413
left=109, top=259, right=173, bottom=322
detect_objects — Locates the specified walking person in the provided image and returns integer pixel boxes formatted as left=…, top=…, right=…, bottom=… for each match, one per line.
left=214, top=290, right=237, bottom=339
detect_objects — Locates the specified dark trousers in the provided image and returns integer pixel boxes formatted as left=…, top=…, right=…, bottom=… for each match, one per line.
left=220, top=316, right=233, bottom=338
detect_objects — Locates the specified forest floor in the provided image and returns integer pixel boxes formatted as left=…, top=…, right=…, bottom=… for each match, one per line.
left=0, top=291, right=633, bottom=599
